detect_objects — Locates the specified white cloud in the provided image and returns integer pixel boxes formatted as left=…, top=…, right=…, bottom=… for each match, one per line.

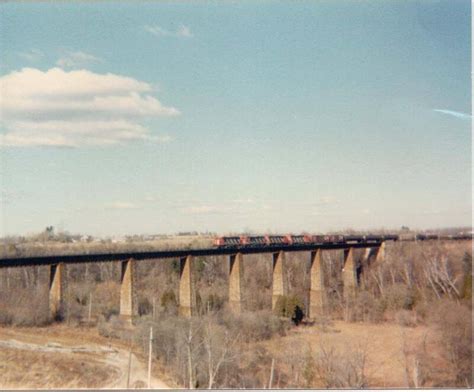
left=231, top=198, right=255, bottom=204
left=18, top=49, right=44, bottom=63
left=181, top=205, right=226, bottom=215
left=0, top=68, right=179, bottom=147
left=144, top=194, right=158, bottom=202
left=311, top=196, right=338, bottom=206
left=57, top=51, right=102, bottom=68
left=105, top=201, right=140, bottom=210
left=145, top=24, right=193, bottom=38
left=177, top=25, right=193, bottom=38
left=433, top=109, right=472, bottom=120
left=181, top=199, right=272, bottom=215
left=147, top=135, right=173, bottom=143
left=144, top=25, right=172, bottom=37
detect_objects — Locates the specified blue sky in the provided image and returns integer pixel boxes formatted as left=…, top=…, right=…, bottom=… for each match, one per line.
left=0, top=0, right=471, bottom=236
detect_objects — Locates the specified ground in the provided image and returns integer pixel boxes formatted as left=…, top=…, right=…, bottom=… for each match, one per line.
left=0, top=319, right=449, bottom=389
left=264, top=320, right=443, bottom=388
left=0, top=324, right=173, bottom=389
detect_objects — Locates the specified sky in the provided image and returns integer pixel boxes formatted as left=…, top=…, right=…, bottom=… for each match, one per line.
left=0, top=0, right=471, bottom=237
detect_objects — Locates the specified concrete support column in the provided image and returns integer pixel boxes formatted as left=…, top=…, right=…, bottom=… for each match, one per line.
left=308, top=249, right=325, bottom=319
left=179, top=256, right=195, bottom=317
left=272, top=251, right=288, bottom=310
left=229, top=253, right=243, bottom=313
left=374, top=242, right=386, bottom=263
left=120, top=259, right=137, bottom=322
left=342, top=248, right=358, bottom=299
left=363, top=247, right=372, bottom=263
left=49, top=263, right=67, bottom=320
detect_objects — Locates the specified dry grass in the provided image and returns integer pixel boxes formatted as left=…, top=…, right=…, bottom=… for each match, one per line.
left=0, top=325, right=118, bottom=389
left=0, top=347, right=116, bottom=389
left=264, top=320, right=443, bottom=388
left=0, top=324, right=173, bottom=389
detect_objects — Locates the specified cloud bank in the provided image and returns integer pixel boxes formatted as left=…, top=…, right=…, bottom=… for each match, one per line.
left=0, top=67, right=179, bottom=147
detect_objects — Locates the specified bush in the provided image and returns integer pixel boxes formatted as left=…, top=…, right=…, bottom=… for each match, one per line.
left=395, top=309, right=416, bottom=327
left=161, top=290, right=178, bottom=314
left=274, top=295, right=304, bottom=318
left=138, top=298, right=152, bottom=316
left=221, top=310, right=289, bottom=342
left=0, top=286, right=51, bottom=326
left=353, top=291, right=385, bottom=323
left=199, top=293, right=225, bottom=313
left=429, top=300, right=472, bottom=386
left=97, top=315, right=132, bottom=339
left=0, top=306, right=14, bottom=325
left=384, top=284, right=416, bottom=311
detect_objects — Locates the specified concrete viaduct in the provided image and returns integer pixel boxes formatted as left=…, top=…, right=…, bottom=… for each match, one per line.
left=0, top=240, right=388, bottom=322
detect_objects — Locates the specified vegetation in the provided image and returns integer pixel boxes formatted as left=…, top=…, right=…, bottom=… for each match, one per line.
left=0, top=238, right=471, bottom=388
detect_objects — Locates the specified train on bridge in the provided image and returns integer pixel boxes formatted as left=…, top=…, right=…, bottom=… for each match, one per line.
left=213, top=232, right=472, bottom=248
left=414, top=233, right=472, bottom=241
left=213, top=234, right=399, bottom=248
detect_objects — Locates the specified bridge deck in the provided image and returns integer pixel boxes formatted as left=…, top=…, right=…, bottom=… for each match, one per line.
left=0, top=241, right=383, bottom=268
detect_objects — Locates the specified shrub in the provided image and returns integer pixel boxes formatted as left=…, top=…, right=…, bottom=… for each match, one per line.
left=0, top=286, right=51, bottom=326
left=160, top=290, right=178, bottom=314
left=222, top=310, right=289, bottom=342
left=201, top=293, right=225, bottom=313
left=353, top=291, right=385, bottom=323
left=429, top=300, right=472, bottom=386
left=274, top=295, right=304, bottom=318
left=138, top=298, right=152, bottom=316
left=384, top=284, right=415, bottom=311
left=395, top=309, right=416, bottom=327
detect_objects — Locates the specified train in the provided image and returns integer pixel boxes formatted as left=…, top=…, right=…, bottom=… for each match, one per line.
left=415, top=233, right=472, bottom=241
left=213, top=232, right=472, bottom=248
left=213, top=234, right=399, bottom=248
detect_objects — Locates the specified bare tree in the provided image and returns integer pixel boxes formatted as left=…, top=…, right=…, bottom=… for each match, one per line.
left=203, top=314, right=240, bottom=388
left=423, top=255, right=460, bottom=300
left=181, top=319, right=203, bottom=389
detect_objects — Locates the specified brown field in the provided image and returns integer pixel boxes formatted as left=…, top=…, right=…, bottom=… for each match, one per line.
left=0, top=324, right=173, bottom=389
left=264, top=320, right=450, bottom=388
left=0, top=319, right=453, bottom=389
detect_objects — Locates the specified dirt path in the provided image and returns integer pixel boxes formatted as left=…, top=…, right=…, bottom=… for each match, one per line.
left=0, top=331, right=171, bottom=389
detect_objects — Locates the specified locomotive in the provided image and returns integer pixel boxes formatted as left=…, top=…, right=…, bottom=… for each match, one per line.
left=213, top=234, right=397, bottom=248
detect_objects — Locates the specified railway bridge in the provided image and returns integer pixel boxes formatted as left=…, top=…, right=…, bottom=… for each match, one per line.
left=0, top=237, right=393, bottom=322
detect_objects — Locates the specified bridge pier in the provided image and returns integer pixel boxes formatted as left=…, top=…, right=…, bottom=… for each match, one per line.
left=374, top=242, right=385, bottom=262
left=342, top=248, right=358, bottom=299
left=363, top=247, right=372, bottom=263
left=229, top=253, right=243, bottom=313
left=120, top=259, right=137, bottom=323
left=364, top=242, right=385, bottom=265
left=179, top=256, right=195, bottom=317
left=49, top=263, right=67, bottom=320
left=308, top=249, right=325, bottom=319
left=272, top=251, right=288, bottom=310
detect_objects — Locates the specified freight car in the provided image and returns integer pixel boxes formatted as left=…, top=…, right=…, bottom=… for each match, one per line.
left=212, top=233, right=392, bottom=248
